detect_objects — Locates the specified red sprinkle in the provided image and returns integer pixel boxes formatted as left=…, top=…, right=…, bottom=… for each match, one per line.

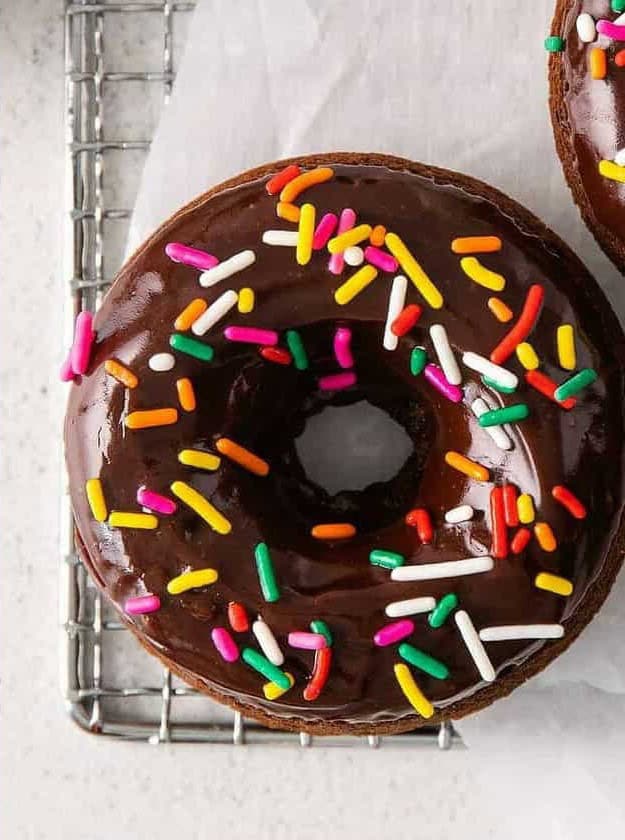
left=391, top=304, right=423, bottom=337
left=265, top=164, right=301, bottom=195
left=227, top=602, right=249, bottom=633
left=304, top=647, right=332, bottom=701
left=260, top=346, right=292, bottom=365
left=552, top=485, right=587, bottom=520
left=616, top=49, right=625, bottom=67
left=490, top=284, right=544, bottom=365
left=525, top=370, right=576, bottom=410
left=490, top=487, right=508, bottom=559
left=405, top=508, right=433, bottom=543
left=510, top=527, right=532, bottom=554
left=502, top=484, right=519, bottom=527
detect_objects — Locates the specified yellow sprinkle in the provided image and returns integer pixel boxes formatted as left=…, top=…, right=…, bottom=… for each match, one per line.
left=108, top=511, right=158, bottom=530
left=557, top=324, right=576, bottom=371
left=535, top=572, right=573, bottom=597
left=516, top=342, right=540, bottom=370
left=517, top=493, right=535, bottom=524
left=327, top=224, right=373, bottom=254
left=170, top=480, right=231, bottom=535
left=167, top=568, right=218, bottom=595
left=276, top=201, right=300, bottom=223
left=85, top=478, right=107, bottom=522
left=178, top=449, right=221, bottom=471
left=393, top=663, right=434, bottom=718
left=237, top=287, right=255, bottom=314
left=599, top=159, right=625, bottom=184
left=385, top=232, right=443, bottom=309
left=296, top=203, right=315, bottom=266
left=334, top=265, right=378, bottom=305
left=488, top=297, right=513, bottom=323
left=263, top=672, right=295, bottom=700
left=459, top=256, right=505, bottom=292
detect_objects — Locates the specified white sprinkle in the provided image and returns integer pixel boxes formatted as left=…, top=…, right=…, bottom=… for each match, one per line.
left=191, top=290, right=238, bottom=336
left=252, top=617, right=284, bottom=666
left=391, top=555, right=493, bottom=582
left=384, top=596, right=436, bottom=618
left=615, top=148, right=625, bottom=168
left=383, top=275, right=408, bottom=351
left=148, top=352, right=175, bottom=372
left=430, top=324, right=462, bottom=385
left=262, top=230, right=298, bottom=247
left=462, top=351, right=518, bottom=390
left=615, top=12, right=625, bottom=27
left=471, top=397, right=512, bottom=451
left=455, top=610, right=496, bottom=682
left=479, top=624, right=564, bottom=642
left=199, top=249, right=256, bottom=287
left=575, top=13, right=596, bottom=43
left=344, top=245, right=365, bottom=266
left=444, top=504, right=474, bottom=524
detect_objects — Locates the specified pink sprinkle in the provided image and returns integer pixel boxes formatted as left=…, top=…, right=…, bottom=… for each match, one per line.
left=596, top=20, right=625, bottom=40
left=364, top=246, right=399, bottom=273
left=373, top=619, right=415, bottom=647
left=125, top=594, right=161, bottom=615
left=423, top=363, right=463, bottom=403
left=70, top=311, right=95, bottom=375
left=318, top=371, right=357, bottom=391
left=313, top=213, right=339, bottom=250
left=211, top=627, right=239, bottom=662
left=137, top=486, right=177, bottom=515
left=165, top=242, right=219, bottom=271
left=333, top=327, right=354, bottom=369
left=59, top=353, right=75, bottom=382
left=288, top=631, right=327, bottom=650
left=328, top=208, right=356, bottom=275
left=224, top=326, right=279, bottom=345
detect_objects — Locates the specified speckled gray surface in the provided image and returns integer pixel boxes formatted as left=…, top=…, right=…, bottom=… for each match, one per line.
left=2, top=3, right=625, bottom=839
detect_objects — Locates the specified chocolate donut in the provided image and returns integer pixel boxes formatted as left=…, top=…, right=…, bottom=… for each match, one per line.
left=63, top=153, right=625, bottom=735
left=548, top=0, right=625, bottom=270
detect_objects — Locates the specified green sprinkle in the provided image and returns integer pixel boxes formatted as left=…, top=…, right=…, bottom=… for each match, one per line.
left=242, top=648, right=291, bottom=689
left=613, top=1, right=625, bottom=13
left=553, top=368, right=598, bottom=402
left=398, top=643, right=450, bottom=680
left=481, top=374, right=516, bottom=394
left=478, top=403, right=529, bottom=427
left=310, top=619, right=333, bottom=647
left=410, top=347, right=427, bottom=376
left=428, top=593, right=458, bottom=629
left=370, top=549, right=405, bottom=570
left=170, top=333, right=214, bottom=361
left=286, top=330, right=309, bottom=371
left=254, top=542, right=280, bottom=602
left=544, top=35, right=565, bottom=52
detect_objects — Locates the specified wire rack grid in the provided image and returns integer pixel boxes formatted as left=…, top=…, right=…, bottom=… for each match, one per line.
left=61, top=0, right=458, bottom=749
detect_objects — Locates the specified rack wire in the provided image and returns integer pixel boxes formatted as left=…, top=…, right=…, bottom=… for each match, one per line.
left=61, top=0, right=458, bottom=748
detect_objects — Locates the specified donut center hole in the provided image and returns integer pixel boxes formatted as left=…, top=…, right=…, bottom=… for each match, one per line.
left=295, top=400, right=414, bottom=495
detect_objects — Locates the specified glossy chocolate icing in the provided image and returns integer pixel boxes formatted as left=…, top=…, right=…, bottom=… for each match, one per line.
left=65, top=156, right=625, bottom=727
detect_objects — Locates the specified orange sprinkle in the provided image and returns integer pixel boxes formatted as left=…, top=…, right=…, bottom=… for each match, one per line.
left=444, top=451, right=490, bottom=482
left=174, top=298, right=208, bottom=331
left=104, top=359, right=138, bottom=389
left=451, top=236, right=502, bottom=254
left=615, top=49, right=625, bottom=68
left=370, top=225, right=387, bottom=247
left=590, top=47, right=607, bottom=80
left=311, top=523, right=356, bottom=540
left=215, top=437, right=269, bottom=476
left=125, top=408, right=178, bottom=429
left=488, top=297, right=513, bottom=323
left=279, top=167, right=334, bottom=203
left=276, top=201, right=300, bottom=223
left=534, top=522, right=557, bottom=552
left=176, top=378, right=196, bottom=412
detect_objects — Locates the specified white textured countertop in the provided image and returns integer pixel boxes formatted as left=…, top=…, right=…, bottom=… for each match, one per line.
left=1, top=3, right=625, bottom=839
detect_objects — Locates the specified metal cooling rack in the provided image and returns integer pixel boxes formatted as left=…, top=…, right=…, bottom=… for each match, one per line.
left=61, top=0, right=458, bottom=748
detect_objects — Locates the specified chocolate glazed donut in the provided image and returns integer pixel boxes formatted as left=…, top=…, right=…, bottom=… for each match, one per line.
left=64, top=153, right=625, bottom=735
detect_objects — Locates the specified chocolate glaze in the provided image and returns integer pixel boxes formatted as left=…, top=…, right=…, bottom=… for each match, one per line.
left=551, top=1, right=625, bottom=266
left=65, top=155, right=625, bottom=729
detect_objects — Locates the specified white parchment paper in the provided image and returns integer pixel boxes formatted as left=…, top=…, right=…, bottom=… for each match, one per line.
left=129, top=2, right=625, bottom=829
